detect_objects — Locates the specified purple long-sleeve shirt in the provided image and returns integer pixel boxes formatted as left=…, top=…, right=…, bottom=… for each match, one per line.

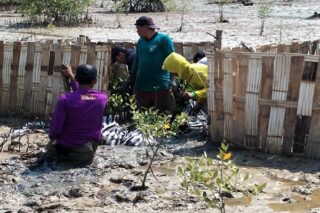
left=49, top=80, right=108, bottom=147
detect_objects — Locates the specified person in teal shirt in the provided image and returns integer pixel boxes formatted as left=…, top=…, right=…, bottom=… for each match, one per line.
left=131, top=16, right=176, bottom=113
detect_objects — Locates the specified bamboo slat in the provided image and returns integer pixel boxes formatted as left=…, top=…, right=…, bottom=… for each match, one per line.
left=9, top=42, right=21, bottom=112
left=17, top=44, right=27, bottom=109
left=259, top=56, right=274, bottom=151
left=174, top=42, right=183, bottom=55
left=207, top=51, right=215, bottom=141
left=267, top=55, right=291, bottom=154
left=232, top=54, right=249, bottom=146
left=95, top=45, right=106, bottom=90
left=37, top=43, right=50, bottom=116
left=103, top=46, right=110, bottom=92
left=45, top=51, right=55, bottom=117
left=23, top=42, right=35, bottom=115
left=30, top=44, right=42, bottom=114
left=223, top=55, right=234, bottom=141
left=244, top=54, right=262, bottom=148
left=306, top=56, right=320, bottom=159
left=71, top=45, right=80, bottom=71
left=51, top=44, right=63, bottom=112
left=290, top=42, right=299, bottom=53
left=183, top=43, right=193, bottom=62
left=87, top=43, right=95, bottom=65
left=297, top=82, right=315, bottom=116
left=1, top=43, right=13, bottom=114
left=0, top=41, right=3, bottom=114
left=213, top=52, right=224, bottom=142
left=79, top=45, right=88, bottom=64
left=282, top=56, right=304, bottom=155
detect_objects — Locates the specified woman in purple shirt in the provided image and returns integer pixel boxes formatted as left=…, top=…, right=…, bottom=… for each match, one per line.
left=47, top=64, right=108, bottom=167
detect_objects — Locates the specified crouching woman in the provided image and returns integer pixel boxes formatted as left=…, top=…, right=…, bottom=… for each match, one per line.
left=162, top=52, right=208, bottom=113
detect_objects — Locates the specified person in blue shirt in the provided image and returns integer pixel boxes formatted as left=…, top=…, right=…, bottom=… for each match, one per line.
left=131, top=16, right=176, bottom=113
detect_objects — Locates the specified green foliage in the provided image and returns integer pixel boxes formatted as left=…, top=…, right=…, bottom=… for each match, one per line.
left=16, top=0, right=94, bottom=25
left=257, top=0, right=273, bottom=19
left=257, top=0, right=274, bottom=35
left=207, top=0, right=229, bottom=23
left=130, top=98, right=189, bottom=188
left=111, top=0, right=170, bottom=12
left=177, top=142, right=266, bottom=213
left=0, top=0, right=18, bottom=5
left=105, top=93, right=130, bottom=115
left=130, top=99, right=189, bottom=139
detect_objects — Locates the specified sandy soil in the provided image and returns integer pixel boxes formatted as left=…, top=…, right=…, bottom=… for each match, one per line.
left=0, top=0, right=319, bottom=48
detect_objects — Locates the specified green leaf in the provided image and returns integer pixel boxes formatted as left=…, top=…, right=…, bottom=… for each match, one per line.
left=181, top=179, right=189, bottom=189
left=212, top=170, right=218, bottom=179
left=177, top=167, right=183, bottom=176
left=244, top=173, right=249, bottom=181
left=216, top=178, right=222, bottom=185
left=221, top=142, right=229, bottom=152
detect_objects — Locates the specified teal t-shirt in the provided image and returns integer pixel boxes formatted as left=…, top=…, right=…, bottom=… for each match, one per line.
left=131, top=32, right=175, bottom=92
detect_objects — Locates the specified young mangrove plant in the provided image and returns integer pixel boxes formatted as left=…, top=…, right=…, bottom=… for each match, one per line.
left=257, top=0, right=274, bottom=36
left=177, top=142, right=266, bottom=213
left=130, top=98, right=189, bottom=190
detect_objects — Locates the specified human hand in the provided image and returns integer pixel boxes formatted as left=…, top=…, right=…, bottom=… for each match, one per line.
left=61, top=64, right=75, bottom=81
left=181, top=92, right=193, bottom=100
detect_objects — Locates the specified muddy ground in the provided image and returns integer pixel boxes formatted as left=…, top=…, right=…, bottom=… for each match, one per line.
left=1, top=0, right=320, bottom=212
left=1, top=118, right=320, bottom=213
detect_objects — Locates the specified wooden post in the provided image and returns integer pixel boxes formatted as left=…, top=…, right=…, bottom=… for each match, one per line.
left=214, top=30, right=222, bottom=51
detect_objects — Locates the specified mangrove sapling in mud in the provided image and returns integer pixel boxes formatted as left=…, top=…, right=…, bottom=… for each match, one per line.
left=129, top=98, right=189, bottom=190
left=177, top=142, right=266, bottom=213
left=164, top=0, right=191, bottom=32
left=257, top=0, right=274, bottom=36
left=207, top=0, right=229, bottom=23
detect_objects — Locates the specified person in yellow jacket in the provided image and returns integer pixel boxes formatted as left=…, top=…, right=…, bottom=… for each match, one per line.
left=162, top=52, right=208, bottom=112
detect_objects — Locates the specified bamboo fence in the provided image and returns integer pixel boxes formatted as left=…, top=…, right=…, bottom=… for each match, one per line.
left=0, top=38, right=212, bottom=118
left=207, top=40, right=320, bottom=160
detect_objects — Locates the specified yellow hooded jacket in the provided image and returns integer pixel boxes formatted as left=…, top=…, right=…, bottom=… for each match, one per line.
left=162, top=52, right=208, bottom=101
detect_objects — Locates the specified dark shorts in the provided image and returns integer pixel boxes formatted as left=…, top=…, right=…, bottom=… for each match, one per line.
left=135, top=90, right=176, bottom=113
left=46, top=140, right=98, bottom=167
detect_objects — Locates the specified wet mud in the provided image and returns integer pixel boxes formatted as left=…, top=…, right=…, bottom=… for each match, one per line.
left=1, top=120, right=320, bottom=212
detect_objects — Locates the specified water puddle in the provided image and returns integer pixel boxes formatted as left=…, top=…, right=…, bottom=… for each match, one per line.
left=268, top=189, right=320, bottom=212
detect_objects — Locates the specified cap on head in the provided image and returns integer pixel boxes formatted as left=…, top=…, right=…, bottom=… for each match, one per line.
left=134, top=16, right=159, bottom=29
left=111, top=46, right=126, bottom=64
left=75, top=64, right=97, bottom=84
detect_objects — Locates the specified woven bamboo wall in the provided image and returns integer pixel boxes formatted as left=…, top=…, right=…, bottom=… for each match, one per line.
left=207, top=41, right=320, bottom=159
left=0, top=39, right=212, bottom=118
